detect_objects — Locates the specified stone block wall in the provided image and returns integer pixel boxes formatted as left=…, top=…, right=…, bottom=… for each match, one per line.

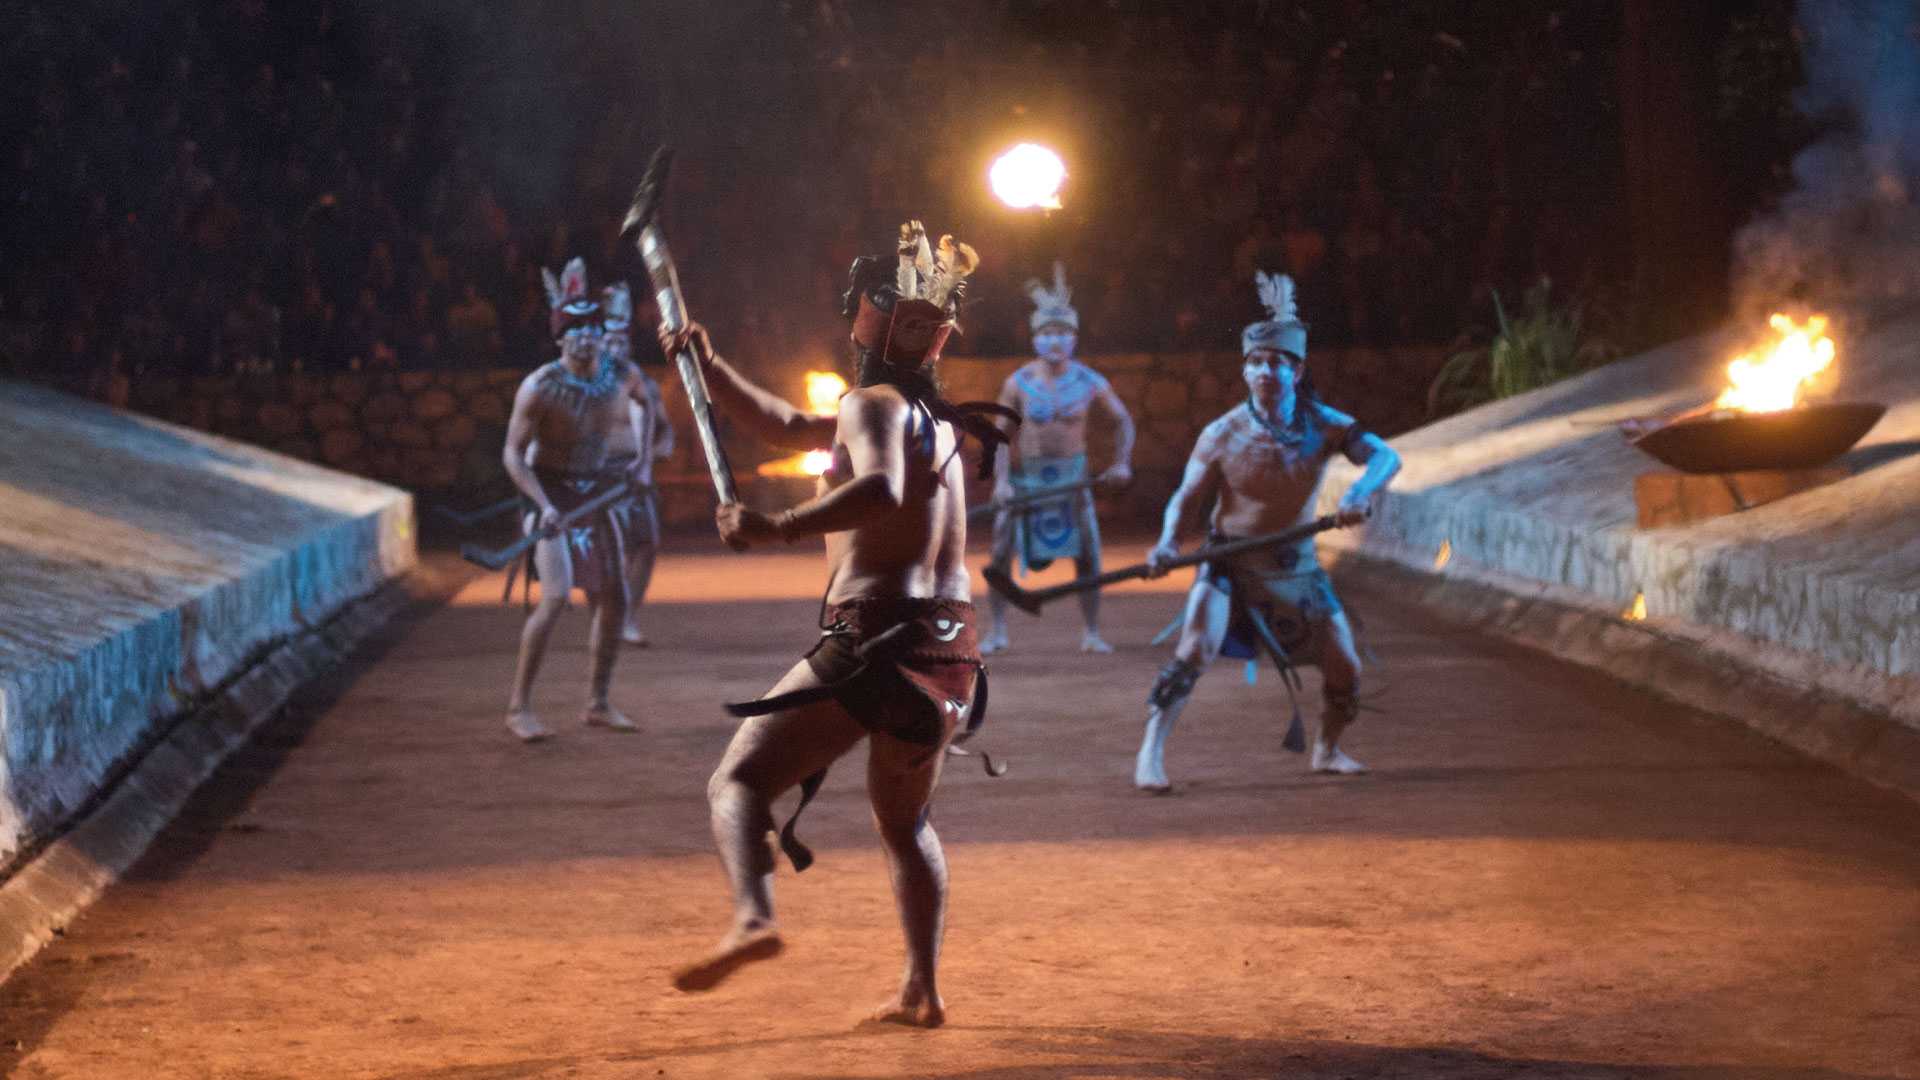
left=110, top=369, right=524, bottom=492
left=81, top=346, right=1446, bottom=530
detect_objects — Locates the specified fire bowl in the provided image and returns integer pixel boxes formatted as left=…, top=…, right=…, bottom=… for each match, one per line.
left=1631, top=401, right=1886, bottom=473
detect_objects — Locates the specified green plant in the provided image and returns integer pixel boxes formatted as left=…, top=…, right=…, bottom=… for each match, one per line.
left=1428, top=278, right=1617, bottom=416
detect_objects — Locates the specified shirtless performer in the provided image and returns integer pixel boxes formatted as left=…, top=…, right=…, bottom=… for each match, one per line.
left=982, top=262, right=1135, bottom=654
left=597, top=282, right=676, bottom=646
left=499, top=259, right=655, bottom=742
left=1136, top=271, right=1400, bottom=788
left=664, top=222, right=1010, bottom=1028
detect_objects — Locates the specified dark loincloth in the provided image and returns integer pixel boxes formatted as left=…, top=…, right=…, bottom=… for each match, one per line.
left=726, top=597, right=988, bottom=871
left=1199, top=532, right=1350, bottom=752
left=1202, top=529, right=1345, bottom=669
left=607, top=485, right=660, bottom=550
left=506, top=468, right=628, bottom=602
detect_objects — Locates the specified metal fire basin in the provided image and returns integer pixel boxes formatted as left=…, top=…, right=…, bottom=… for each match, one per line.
left=1631, top=401, right=1887, bottom=474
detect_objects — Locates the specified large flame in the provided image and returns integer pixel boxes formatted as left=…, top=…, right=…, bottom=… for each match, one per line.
left=1714, top=314, right=1835, bottom=414
left=755, top=371, right=847, bottom=478
left=989, top=143, right=1066, bottom=210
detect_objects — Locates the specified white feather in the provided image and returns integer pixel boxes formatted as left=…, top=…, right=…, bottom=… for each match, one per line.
left=542, top=268, right=563, bottom=308
left=927, top=235, right=979, bottom=308
left=1026, top=260, right=1072, bottom=310
left=1255, top=270, right=1298, bottom=322
left=897, top=220, right=924, bottom=298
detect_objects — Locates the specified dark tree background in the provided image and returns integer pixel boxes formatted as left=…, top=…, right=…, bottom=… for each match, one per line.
left=0, top=1, right=1814, bottom=388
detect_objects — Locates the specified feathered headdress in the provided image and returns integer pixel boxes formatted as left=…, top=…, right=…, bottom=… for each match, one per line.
left=1242, top=269, right=1308, bottom=358
left=600, top=281, right=632, bottom=332
left=543, top=257, right=600, bottom=339
left=842, top=219, right=980, bottom=365
left=1024, top=260, right=1078, bottom=333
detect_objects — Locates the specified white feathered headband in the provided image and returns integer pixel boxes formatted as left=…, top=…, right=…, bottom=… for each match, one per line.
left=542, top=257, right=600, bottom=339
left=842, top=220, right=980, bottom=364
left=1025, top=261, right=1078, bottom=333
left=1242, top=270, right=1308, bottom=359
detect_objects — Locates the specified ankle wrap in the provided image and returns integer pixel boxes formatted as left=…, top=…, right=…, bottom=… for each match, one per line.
left=1148, top=658, right=1202, bottom=709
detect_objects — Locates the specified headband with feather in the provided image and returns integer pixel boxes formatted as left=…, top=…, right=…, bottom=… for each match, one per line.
left=1025, top=260, right=1079, bottom=333
left=1242, top=269, right=1308, bottom=358
left=845, top=219, right=980, bottom=365
left=546, top=256, right=600, bottom=339
left=600, top=281, right=632, bottom=331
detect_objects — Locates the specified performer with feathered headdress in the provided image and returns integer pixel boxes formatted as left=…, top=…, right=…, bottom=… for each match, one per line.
left=497, top=258, right=658, bottom=743
left=979, top=261, right=1136, bottom=655
left=655, top=220, right=1015, bottom=1025
left=597, top=280, right=676, bottom=646
left=1134, top=270, right=1401, bottom=790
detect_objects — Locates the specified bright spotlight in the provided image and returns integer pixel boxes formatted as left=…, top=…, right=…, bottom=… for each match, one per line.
left=990, top=143, right=1066, bottom=210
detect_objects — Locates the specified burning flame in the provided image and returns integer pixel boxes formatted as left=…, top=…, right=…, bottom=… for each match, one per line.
left=1714, top=314, right=1835, bottom=414
left=805, top=370, right=848, bottom=415
left=755, top=370, right=847, bottom=478
left=1434, top=539, right=1452, bottom=570
left=990, top=143, right=1066, bottom=210
left=1623, top=592, right=1647, bottom=622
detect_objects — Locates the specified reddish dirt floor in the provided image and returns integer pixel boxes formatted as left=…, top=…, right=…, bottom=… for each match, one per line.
left=2, top=540, right=1917, bottom=1079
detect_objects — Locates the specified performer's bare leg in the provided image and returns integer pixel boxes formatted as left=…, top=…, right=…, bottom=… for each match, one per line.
left=673, top=659, right=867, bottom=992
left=506, top=535, right=572, bottom=742
left=619, top=541, right=656, bottom=645
left=1075, top=496, right=1112, bottom=653
left=583, top=584, right=637, bottom=731
left=1135, top=579, right=1228, bottom=791
left=622, top=505, right=660, bottom=645
left=981, top=510, right=1016, bottom=655
left=864, top=716, right=956, bottom=1028
left=1312, top=612, right=1366, bottom=774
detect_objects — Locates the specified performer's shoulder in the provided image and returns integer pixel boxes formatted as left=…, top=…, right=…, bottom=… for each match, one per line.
left=1312, top=400, right=1359, bottom=431
left=839, top=382, right=906, bottom=415
left=1195, top=408, right=1243, bottom=451
left=1070, top=360, right=1110, bottom=388
left=519, top=362, right=559, bottom=394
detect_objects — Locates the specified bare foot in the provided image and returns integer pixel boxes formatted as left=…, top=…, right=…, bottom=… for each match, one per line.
left=978, top=627, right=1009, bottom=656
left=1134, top=735, right=1171, bottom=793
left=506, top=709, right=552, bottom=743
left=1311, top=744, right=1367, bottom=774
left=671, top=925, right=783, bottom=992
left=866, top=987, right=945, bottom=1029
left=621, top=625, right=649, bottom=647
left=582, top=704, right=639, bottom=732
left=1079, top=631, right=1114, bottom=654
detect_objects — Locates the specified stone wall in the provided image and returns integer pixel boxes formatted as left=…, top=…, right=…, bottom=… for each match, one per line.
left=1314, top=311, right=1920, bottom=792
left=0, top=381, right=415, bottom=874
left=84, top=347, right=1444, bottom=529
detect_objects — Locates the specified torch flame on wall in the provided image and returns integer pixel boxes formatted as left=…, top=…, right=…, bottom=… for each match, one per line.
left=990, top=143, right=1066, bottom=210
left=756, top=371, right=848, bottom=478
left=1714, top=314, right=1836, bottom=414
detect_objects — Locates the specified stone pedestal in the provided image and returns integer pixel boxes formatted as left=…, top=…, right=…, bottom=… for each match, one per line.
left=1635, top=467, right=1847, bottom=528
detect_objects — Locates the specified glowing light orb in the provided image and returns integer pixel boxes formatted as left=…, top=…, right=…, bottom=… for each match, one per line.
left=1714, top=313, right=1835, bottom=414
left=801, top=449, right=833, bottom=476
left=990, top=143, right=1066, bottom=210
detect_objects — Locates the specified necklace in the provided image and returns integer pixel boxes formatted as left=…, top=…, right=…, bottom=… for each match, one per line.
left=552, top=356, right=620, bottom=399
left=1245, top=398, right=1305, bottom=447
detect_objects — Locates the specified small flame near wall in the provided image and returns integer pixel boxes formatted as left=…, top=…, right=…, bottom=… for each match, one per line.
left=756, top=371, right=847, bottom=478
left=1433, top=539, right=1452, bottom=570
left=1622, top=592, right=1648, bottom=622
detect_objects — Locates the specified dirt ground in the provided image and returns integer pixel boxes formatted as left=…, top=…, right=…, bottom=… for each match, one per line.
left=3, top=539, right=1917, bottom=1080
